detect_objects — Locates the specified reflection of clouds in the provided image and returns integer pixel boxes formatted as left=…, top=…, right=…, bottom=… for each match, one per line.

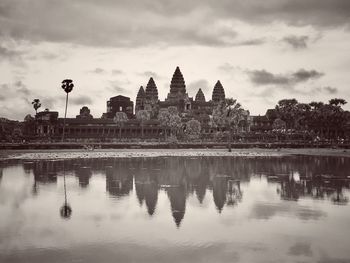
left=250, top=202, right=326, bottom=221
left=288, top=242, right=312, bottom=257
left=318, top=255, right=350, bottom=263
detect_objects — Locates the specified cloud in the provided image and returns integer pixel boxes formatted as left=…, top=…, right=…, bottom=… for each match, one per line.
left=139, top=71, right=161, bottom=79
left=107, top=80, right=130, bottom=94
left=70, top=95, right=93, bottom=105
left=0, top=45, right=19, bottom=60
left=322, top=86, right=338, bottom=94
left=89, top=68, right=106, bottom=74
left=187, top=79, right=211, bottom=96
left=282, top=35, right=309, bottom=49
left=288, top=242, right=313, bottom=257
left=247, top=68, right=324, bottom=86
left=112, top=69, right=123, bottom=75
left=250, top=202, right=327, bottom=221
left=2, top=0, right=348, bottom=47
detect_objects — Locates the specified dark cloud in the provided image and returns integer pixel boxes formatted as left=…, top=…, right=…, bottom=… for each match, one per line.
left=187, top=79, right=211, bottom=96
left=107, top=80, right=130, bottom=94
left=288, top=242, right=313, bottom=257
left=283, top=35, right=309, bottom=49
left=292, top=69, right=324, bottom=81
left=70, top=95, right=93, bottom=105
left=112, top=69, right=123, bottom=75
left=323, top=86, right=338, bottom=94
left=0, top=45, right=22, bottom=61
left=14, top=80, right=31, bottom=96
left=2, top=0, right=348, bottom=47
left=235, top=38, right=265, bottom=46
left=247, top=68, right=324, bottom=86
left=90, top=68, right=106, bottom=74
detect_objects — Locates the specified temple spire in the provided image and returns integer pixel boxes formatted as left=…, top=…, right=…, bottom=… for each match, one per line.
left=145, top=77, right=158, bottom=101
left=167, top=66, right=186, bottom=101
left=195, top=88, right=206, bottom=102
left=212, top=80, right=225, bottom=102
left=135, top=86, right=145, bottom=112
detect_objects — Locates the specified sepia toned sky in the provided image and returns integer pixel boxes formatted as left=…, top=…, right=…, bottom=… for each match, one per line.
left=1, top=0, right=350, bottom=120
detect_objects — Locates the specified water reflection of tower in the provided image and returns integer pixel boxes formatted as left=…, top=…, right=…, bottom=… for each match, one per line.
left=76, top=166, right=92, bottom=188
left=135, top=159, right=159, bottom=216
left=212, top=176, right=228, bottom=213
left=106, top=161, right=133, bottom=197
left=185, top=157, right=209, bottom=204
left=158, top=157, right=187, bottom=227
left=167, top=186, right=186, bottom=228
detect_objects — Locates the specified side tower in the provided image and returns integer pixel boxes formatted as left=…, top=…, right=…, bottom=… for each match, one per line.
left=195, top=88, right=206, bottom=102
left=143, top=77, right=159, bottom=118
left=135, top=86, right=145, bottom=112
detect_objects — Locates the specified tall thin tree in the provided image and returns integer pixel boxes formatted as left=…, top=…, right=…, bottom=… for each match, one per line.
left=31, top=99, right=41, bottom=115
left=61, top=79, right=74, bottom=142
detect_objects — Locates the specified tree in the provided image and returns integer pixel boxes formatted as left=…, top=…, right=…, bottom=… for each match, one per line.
left=275, top=99, right=299, bottom=129
left=185, top=119, right=201, bottom=140
left=113, top=112, right=128, bottom=139
left=158, top=110, right=171, bottom=140
left=61, top=79, right=74, bottom=142
left=31, top=99, right=41, bottom=115
left=329, top=98, right=347, bottom=107
left=308, top=99, right=348, bottom=139
left=157, top=107, right=182, bottom=141
left=136, top=110, right=150, bottom=138
left=212, top=98, right=247, bottom=152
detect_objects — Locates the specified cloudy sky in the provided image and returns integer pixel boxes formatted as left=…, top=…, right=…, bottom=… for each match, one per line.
left=1, top=0, right=350, bottom=120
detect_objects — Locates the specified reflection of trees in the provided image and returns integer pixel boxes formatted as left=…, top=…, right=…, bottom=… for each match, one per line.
left=226, top=180, right=242, bottom=207
left=277, top=174, right=349, bottom=204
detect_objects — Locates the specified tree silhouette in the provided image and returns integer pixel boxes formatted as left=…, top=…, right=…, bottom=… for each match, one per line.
left=136, top=110, right=150, bottom=138
left=31, top=99, right=41, bottom=115
left=61, top=79, right=74, bottom=142
left=212, top=98, right=247, bottom=152
left=184, top=119, right=201, bottom=140
left=113, top=112, right=128, bottom=139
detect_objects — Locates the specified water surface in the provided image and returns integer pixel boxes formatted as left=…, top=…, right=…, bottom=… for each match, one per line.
left=1, top=156, right=350, bottom=263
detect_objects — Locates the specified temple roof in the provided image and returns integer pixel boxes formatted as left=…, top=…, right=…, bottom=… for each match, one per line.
left=195, top=88, right=206, bottom=102
left=212, top=80, right=225, bottom=102
left=145, top=77, right=158, bottom=100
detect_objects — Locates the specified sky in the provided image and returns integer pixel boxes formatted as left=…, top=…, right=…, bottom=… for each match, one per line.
left=1, top=0, right=350, bottom=120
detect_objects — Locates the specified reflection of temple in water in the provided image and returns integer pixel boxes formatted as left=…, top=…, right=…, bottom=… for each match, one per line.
left=106, top=161, right=133, bottom=197
left=11, top=155, right=350, bottom=227
left=76, top=167, right=92, bottom=188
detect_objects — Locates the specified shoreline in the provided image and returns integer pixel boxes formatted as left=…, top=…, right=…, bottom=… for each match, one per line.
left=0, top=148, right=349, bottom=161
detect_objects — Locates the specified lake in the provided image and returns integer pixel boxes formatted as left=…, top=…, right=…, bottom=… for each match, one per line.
left=0, top=156, right=350, bottom=263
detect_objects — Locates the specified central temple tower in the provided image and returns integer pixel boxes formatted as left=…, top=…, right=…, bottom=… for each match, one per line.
left=166, top=66, right=187, bottom=101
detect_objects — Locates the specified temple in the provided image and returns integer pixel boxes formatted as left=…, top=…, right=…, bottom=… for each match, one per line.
left=25, top=66, right=249, bottom=141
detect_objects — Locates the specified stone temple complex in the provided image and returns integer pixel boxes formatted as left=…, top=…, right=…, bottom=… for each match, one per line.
left=18, top=67, right=254, bottom=141
left=134, top=66, right=229, bottom=124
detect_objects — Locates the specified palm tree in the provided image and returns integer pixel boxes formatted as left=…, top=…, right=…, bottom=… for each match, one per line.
left=113, top=112, right=128, bottom=139
left=61, top=79, right=74, bottom=142
left=31, top=99, right=41, bottom=115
